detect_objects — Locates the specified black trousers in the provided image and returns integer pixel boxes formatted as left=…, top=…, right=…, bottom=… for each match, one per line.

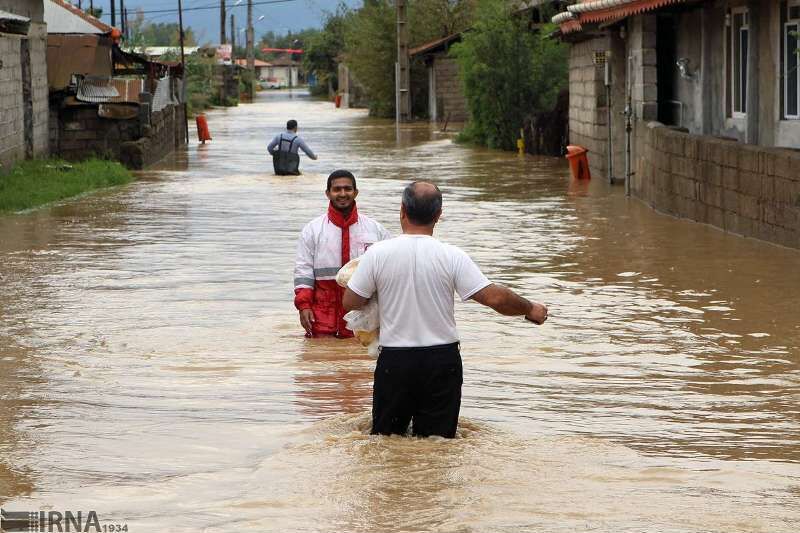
left=371, top=342, right=462, bottom=438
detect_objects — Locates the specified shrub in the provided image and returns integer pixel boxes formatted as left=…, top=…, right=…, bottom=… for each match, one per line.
left=451, top=0, right=567, bottom=150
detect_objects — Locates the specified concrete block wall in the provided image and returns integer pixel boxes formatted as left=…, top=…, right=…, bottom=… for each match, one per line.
left=433, top=56, right=467, bottom=122
left=568, top=36, right=608, bottom=177
left=120, top=104, right=187, bottom=169
left=53, top=106, right=141, bottom=162
left=53, top=103, right=187, bottom=170
left=0, top=34, right=24, bottom=170
left=0, top=22, right=49, bottom=171
left=29, top=22, right=48, bottom=157
left=634, top=122, right=800, bottom=249
left=628, top=15, right=658, bottom=121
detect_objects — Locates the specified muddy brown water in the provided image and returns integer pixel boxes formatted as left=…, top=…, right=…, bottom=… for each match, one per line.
left=1, top=90, right=799, bottom=532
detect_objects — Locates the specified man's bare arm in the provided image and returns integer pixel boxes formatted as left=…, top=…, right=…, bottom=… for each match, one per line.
left=470, top=284, right=548, bottom=324
left=343, top=288, right=369, bottom=312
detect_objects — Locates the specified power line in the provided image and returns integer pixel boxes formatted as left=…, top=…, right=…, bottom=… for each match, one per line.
left=100, top=0, right=297, bottom=18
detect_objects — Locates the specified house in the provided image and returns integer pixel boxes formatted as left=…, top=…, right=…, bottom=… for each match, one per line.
left=410, top=32, right=467, bottom=124
left=0, top=0, right=49, bottom=171
left=44, top=0, right=187, bottom=169
left=554, top=0, right=800, bottom=249
left=265, top=53, right=301, bottom=88
left=234, top=57, right=272, bottom=80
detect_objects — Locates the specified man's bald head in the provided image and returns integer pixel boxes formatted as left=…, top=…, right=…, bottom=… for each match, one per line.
left=402, top=181, right=442, bottom=226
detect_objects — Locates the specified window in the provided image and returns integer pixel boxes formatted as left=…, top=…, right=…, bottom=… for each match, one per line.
left=728, top=7, right=749, bottom=117
left=784, top=1, right=800, bottom=119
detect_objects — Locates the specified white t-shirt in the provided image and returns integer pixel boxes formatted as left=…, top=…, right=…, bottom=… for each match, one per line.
left=347, top=234, right=491, bottom=348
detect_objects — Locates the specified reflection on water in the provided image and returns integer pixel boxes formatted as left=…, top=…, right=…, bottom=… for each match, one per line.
left=1, top=89, right=799, bottom=531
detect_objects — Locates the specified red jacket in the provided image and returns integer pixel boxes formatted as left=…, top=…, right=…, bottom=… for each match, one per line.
left=293, top=203, right=391, bottom=337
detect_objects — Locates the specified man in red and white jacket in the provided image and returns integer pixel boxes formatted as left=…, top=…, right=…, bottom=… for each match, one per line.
left=294, top=170, right=392, bottom=337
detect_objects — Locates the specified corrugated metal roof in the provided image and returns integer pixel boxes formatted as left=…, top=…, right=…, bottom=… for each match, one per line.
left=76, top=77, right=120, bottom=103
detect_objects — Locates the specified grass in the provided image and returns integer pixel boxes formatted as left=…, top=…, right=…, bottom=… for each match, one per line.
left=0, top=158, right=134, bottom=214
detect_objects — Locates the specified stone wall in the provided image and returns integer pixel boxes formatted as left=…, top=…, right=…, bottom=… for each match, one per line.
left=634, top=122, right=800, bottom=249
left=51, top=102, right=186, bottom=170
left=567, top=36, right=608, bottom=177
left=0, top=22, right=48, bottom=171
left=433, top=55, right=467, bottom=123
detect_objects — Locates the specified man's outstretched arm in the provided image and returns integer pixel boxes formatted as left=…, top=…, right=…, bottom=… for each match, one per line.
left=470, top=284, right=548, bottom=325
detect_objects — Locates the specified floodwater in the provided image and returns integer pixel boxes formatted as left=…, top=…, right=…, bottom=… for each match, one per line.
left=1, top=89, right=800, bottom=533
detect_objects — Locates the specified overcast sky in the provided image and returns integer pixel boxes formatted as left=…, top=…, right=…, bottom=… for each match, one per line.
left=88, top=0, right=359, bottom=45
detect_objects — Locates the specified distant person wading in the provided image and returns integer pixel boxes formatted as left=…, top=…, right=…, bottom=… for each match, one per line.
left=268, top=119, right=317, bottom=175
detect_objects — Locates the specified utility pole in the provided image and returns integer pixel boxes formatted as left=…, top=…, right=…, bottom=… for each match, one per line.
left=178, top=0, right=189, bottom=142
left=120, top=0, right=126, bottom=38
left=246, top=0, right=254, bottom=70
left=246, top=0, right=254, bottom=97
left=220, top=1, right=226, bottom=44
left=230, top=14, right=236, bottom=60
left=110, top=0, right=116, bottom=27
left=395, top=0, right=410, bottom=123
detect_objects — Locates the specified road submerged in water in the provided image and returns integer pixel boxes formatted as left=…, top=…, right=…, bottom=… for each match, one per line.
left=1, top=89, right=799, bottom=532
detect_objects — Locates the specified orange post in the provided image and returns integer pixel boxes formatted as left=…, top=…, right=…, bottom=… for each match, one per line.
left=195, top=114, right=212, bottom=143
left=334, top=94, right=342, bottom=108
left=565, top=145, right=591, bottom=180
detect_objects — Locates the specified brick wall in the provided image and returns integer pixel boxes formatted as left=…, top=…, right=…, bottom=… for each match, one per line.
left=634, top=122, right=800, bottom=249
left=433, top=55, right=467, bottom=122
left=568, top=36, right=608, bottom=177
left=52, top=102, right=186, bottom=170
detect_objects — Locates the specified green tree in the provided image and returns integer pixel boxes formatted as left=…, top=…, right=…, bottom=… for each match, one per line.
left=343, top=0, right=474, bottom=117
left=451, top=0, right=567, bottom=150
left=303, top=5, right=351, bottom=96
left=129, top=19, right=197, bottom=47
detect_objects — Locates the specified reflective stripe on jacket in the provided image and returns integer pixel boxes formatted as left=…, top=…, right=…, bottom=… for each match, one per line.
left=294, top=209, right=391, bottom=337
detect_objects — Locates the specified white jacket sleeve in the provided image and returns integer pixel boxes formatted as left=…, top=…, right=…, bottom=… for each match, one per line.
left=294, top=225, right=315, bottom=289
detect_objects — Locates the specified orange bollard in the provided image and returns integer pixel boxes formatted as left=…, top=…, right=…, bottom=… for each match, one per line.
left=334, top=94, right=342, bottom=108
left=565, top=145, right=591, bottom=180
left=196, top=114, right=212, bottom=143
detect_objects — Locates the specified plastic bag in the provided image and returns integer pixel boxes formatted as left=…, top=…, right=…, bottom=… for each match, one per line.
left=337, top=258, right=380, bottom=357
left=335, top=257, right=360, bottom=288
left=344, top=300, right=380, bottom=357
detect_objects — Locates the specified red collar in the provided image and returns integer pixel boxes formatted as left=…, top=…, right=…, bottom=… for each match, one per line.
left=327, top=203, right=358, bottom=228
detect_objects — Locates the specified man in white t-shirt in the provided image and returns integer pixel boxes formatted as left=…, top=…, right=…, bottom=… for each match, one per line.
left=343, top=181, right=548, bottom=438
